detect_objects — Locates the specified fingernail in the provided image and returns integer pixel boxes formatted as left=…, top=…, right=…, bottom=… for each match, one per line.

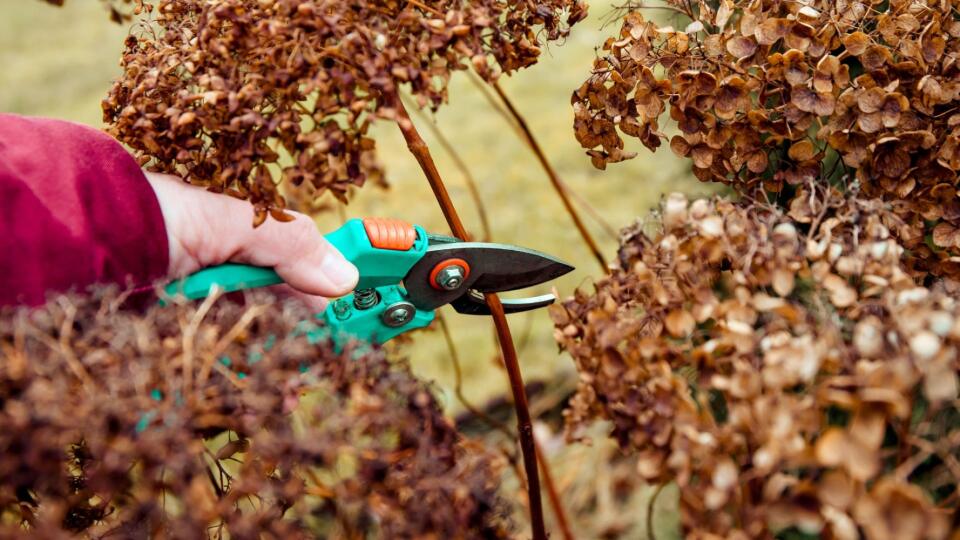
left=321, top=255, right=359, bottom=290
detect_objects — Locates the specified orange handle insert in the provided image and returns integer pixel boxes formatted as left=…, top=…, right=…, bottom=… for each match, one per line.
left=362, top=217, right=417, bottom=251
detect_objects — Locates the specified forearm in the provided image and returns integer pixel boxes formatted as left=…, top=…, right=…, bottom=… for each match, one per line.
left=0, top=113, right=169, bottom=306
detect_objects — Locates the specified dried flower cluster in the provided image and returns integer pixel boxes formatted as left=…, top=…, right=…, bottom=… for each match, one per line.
left=553, top=189, right=960, bottom=538
left=566, top=2, right=960, bottom=534
left=0, top=289, right=510, bottom=538
left=102, top=0, right=586, bottom=222
left=573, top=0, right=960, bottom=275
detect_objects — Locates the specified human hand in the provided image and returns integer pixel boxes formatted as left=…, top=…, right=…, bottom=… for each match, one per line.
left=145, top=172, right=358, bottom=311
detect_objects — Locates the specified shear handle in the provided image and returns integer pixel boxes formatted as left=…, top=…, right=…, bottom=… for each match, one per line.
left=163, top=218, right=428, bottom=301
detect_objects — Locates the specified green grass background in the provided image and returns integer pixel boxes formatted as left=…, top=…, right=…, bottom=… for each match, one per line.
left=1, top=2, right=705, bottom=536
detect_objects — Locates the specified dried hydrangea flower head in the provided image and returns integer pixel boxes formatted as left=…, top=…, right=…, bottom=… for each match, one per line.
left=573, top=0, right=960, bottom=275
left=103, top=0, right=586, bottom=224
left=554, top=191, right=959, bottom=538
left=0, top=289, right=510, bottom=537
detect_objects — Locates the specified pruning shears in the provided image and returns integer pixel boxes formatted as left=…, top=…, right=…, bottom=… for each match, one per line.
left=163, top=217, right=574, bottom=349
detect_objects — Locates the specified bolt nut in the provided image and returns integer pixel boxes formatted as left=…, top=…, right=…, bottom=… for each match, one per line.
left=435, top=265, right=466, bottom=291
left=382, top=301, right=416, bottom=328
left=333, top=299, right=352, bottom=320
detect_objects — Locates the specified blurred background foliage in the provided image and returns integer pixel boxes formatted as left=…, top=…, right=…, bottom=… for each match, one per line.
left=0, top=2, right=707, bottom=536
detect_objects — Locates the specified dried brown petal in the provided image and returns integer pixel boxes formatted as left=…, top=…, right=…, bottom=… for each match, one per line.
left=665, top=309, right=695, bottom=337
left=788, top=140, right=816, bottom=161
left=727, top=36, right=758, bottom=58
left=843, top=31, right=870, bottom=56
left=792, top=86, right=835, bottom=116
left=756, top=18, right=791, bottom=45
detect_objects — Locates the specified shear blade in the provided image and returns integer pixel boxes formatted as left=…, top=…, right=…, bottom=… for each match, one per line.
left=404, top=242, right=574, bottom=312
left=451, top=290, right=557, bottom=315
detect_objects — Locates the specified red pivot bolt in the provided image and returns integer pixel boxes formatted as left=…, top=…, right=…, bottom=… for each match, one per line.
left=430, top=258, right=470, bottom=291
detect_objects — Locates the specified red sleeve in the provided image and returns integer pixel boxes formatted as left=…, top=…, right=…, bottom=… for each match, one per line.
left=0, top=113, right=169, bottom=306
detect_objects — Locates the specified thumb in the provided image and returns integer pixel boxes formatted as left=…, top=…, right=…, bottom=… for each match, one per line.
left=147, top=172, right=358, bottom=297
left=232, top=212, right=359, bottom=297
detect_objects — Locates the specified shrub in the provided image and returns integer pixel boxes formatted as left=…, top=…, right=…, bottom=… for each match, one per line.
left=553, top=189, right=959, bottom=538
left=35, top=1, right=596, bottom=537
left=559, top=3, right=960, bottom=535
left=0, top=290, right=510, bottom=537
left=572, top=0, right=960, bottom=278
left=102, top=0, right=586, bottom=220
left=95, top=2, right=594, bottom=535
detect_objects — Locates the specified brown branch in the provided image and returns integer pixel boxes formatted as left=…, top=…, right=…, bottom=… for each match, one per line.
left=391, top=95, right=547, bottom=540
left=534, top=438, right=574, bottom=540
left=403, top=95, right=492, bottom=241
left=558, top=177, right=620, bottom=241
left=437, top=312, right=513, bottom=439
left=467, top=72, right=617, bottom=242
left=405, top=0, right=442, bottom=16
left=467, top=71, right=526, bottom=139
left=647, top=483, right=666, bottom=540
left=491, top=81, right=609, bottom=274
left=441, top=312, right=573, bottom=539
left=485, top=293, right=547, bottom=539
left=392, top=98, right=467, bottom=236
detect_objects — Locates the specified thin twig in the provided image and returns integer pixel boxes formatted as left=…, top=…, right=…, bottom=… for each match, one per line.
left=437, top=312, right=514, bottom=439
left=405, top=0, right=442, bottom=16
left=647, top=483, right=666, bottom=540
left=202, top=449, right=227, bottom=498
left=485, top=293, right=548, bottom=539
left=391, top=95, right=547, bottom=540
left=403, top=96, right=492, bottom=241
left=55, top=298, right=96, bottom=391
left=516, top=310, right=537, bottom=354
left=467, top=71, right=526, bottom=138
left=199, top=304, right=268, bottom=387
left=392, top=98, right=468, bottom=235
left=558, top=177, right=620, bottom=241
left=534, top=436, right=574, bottom=540
left=467, top=71, right=617, bottom=242
left=181, top=289, right=221, bottom=396
left=492, top=81, right=609, bottom=274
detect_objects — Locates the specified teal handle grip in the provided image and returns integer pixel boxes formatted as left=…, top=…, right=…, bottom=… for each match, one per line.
left=162, top=218, right=433, bottom=348
left=163, top=219, right=428, bottom=300
left=164, top=263, right=282, bottom=300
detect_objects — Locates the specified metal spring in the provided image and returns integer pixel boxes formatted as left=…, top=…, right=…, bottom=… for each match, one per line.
left=353, top=288, right=379, bottom=310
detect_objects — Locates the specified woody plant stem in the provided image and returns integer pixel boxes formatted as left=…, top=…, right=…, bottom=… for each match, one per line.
left=390, top=94, right=548, bottom=540
left=491, top=81, right=609, bottom=275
